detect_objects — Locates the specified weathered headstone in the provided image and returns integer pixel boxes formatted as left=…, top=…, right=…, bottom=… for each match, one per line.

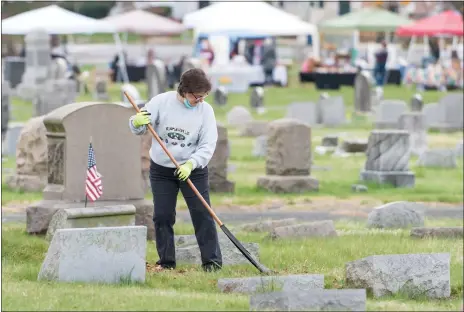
left=208, top=124, right=235, bottom=192
left=46, top=205, right=136, bottom=241
left=374, top=100, right=407, bottom=129
left=257, top=119, right=319, bottom=193
left=321, top=134, right=338, bottom=147
left=416, top=149, right=457, bottom=168
left=360, top=130, right=415, bottom=188
left=250, top=289, right=366, bottom=311
left=38, top=226, right=147, bottom=283
left=269, top=220, right=337, bottom=239
left=175, top=232, right=258, bottom=266
left=316, top=92, right=329, bottom=124
left=398, top=112, right=427, bottom=156
left=346, top=253, right=450, bottom=298
left=435, top=93, right=464, bottom=131
left=250, top=86, right=264, bottom=109
left=5, top=116, right=48, bottom=192
left=423, top=103, right=442, bottom=128
left=242, top=218, right=297, bottom=232
left=410, top=93, right=423, bottom=111
left=285, top=102, right=318, bottom=126
left=146, top=63, right=165, bottom=100
left=239, top=120, right=268, bottom=137
left=410, top=227, right=463, bottom=239
left=252, top=135, right=267, bottom=157
left=214, top=86, right=228, bottom=106
left=4, top=122, right=25, bottom=157
left=320, top=95, right=346, bottom=126
left=340, top=138, right=368, bottom=153
left=26, top=103, right=154, bottom=240
left=218, top=274, right=324, bottom=294
left=354, top=71, right=372, bottom=112
left=366, top=201, right=425, bottom=229
left=34, top=79, right=77, bottom=116
left=226, top=106, right=253, bottom=127
left=16, top=29, right=51, bottom=101
left=2, top=56, right=26, bottom=89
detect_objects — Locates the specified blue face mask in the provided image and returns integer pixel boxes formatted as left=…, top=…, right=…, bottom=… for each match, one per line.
left=183, top=98, right=194, bottom=109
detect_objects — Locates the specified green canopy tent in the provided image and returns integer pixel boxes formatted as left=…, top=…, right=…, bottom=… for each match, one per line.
left=319, top=7, right=412, bottom=32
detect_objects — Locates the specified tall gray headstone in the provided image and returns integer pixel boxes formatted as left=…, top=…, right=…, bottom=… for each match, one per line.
left=423, top=103, right=443, bottom=128
left=354, top=71, right=372, bottom=112
left=398, top=112, right=427, bottom=156
left=439, top=93, right=464, bottom=131
left=146, top=64, right=164, bottom=100
left=374, top=100, right=407, bottom=129
left=286, top=102, right=318, bottom=126
left=316, top=92, right=329, bottom=124
left=16, top=29, right=51, bottom=101
left=34, top=79, right=78, bottom=116
left=320, top=95, right=346, bottom=127
left=410, top=93, right=423, bottom=111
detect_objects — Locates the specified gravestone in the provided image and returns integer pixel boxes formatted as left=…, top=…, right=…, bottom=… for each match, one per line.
left=374, top=100, right=407, bottom=129
left=250, top=86, right=264, bottom=109
left=416, top=149, right=457, bottom=168
left=145, top=63, right=165, bottom=100
left=398, top=112, right=427, bottom=156
left=435, top=93, right=464, bottom=131
left=46, top=205, right=136, bottom=241
left=1, top=81, right=11, bottom=149
left=121, top=83, right=144, bottom=106
left=2, top=56, right=26, bottom=89
left=34, top=79, right=77, bottom=116
left=410, top=227, right=463, bottom=239
left=346, top=253, right=450, bottom=298
left=16, top=29, right=51, bottom=101
left=354, top=71, right=372, bottom=112
left=93, top=67, right=109, bottom=101
left=239, top=120, right=268, bottom=137
left=423, top=103, right=442, bottom=128
left=4, top=122, right=25, bottom=157
left=320, top=95, right=346, bottom=127
left=226, top=106, right=253, bottom=127
left=366, top=201, right=425, bottom=229
left=242, top=218, right=297, bottom=232
left=410, top=93, right=423, bottom=111
left=26, top=102, right=154, bottom=240
left=208, top=124, right=235, bottom=192
left=250, top=289, right=366, bottom=311
left=38, top=226, right=147, bottom=283
left=252, top=135, right=267, bottom=157
left=257, top=119, right=319, bottom=193
left=214, top=86, right=228, bottom=106
left=360, top=130, right=415, bottom=188
left=269, top=220, right=337, bottom=239
left=317, top=92, right=329, bottom=124
left=5, top=116, right=48, bottom=192
left=286, top=102, right=318, bottom=126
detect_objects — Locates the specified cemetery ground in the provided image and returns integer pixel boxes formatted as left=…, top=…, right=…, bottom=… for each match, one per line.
left=2, top=74, right=463, bottom=311
left=3, top=79, right=463, bottom=208
left=2, top=217, right=463, bottom=311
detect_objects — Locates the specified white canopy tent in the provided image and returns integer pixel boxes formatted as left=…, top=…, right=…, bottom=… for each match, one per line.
left=183, top=1, right=320, bottom=57
left=1, top=5, right=129, bottom=83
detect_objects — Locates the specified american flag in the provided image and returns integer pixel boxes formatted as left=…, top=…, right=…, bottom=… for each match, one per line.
left=85, top=142, right=103, bottom=201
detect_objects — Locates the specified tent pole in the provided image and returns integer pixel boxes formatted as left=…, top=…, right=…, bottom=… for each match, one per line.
left=112, top=32, right=130, bottom=84
left=406, top=36, right=415, bottom=62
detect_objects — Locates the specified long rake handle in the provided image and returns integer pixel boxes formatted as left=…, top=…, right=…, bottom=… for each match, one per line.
left=124, top=91, right=223, bottom=227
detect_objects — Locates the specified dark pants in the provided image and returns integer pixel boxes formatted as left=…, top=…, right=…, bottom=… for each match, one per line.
left=374, top=64, right=386, bottom=86
left=149, top=160, right=222, bottom=270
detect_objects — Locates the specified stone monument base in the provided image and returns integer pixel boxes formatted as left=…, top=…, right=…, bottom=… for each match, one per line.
left=360, top=170, right=415, bottom=188
left=209, top=180, right=235, bottom=193
left=26, top=199, right=154, bottom=240
left=374, top=121, right=398, bottom=129
left=257, top=175, right=319, bottom=193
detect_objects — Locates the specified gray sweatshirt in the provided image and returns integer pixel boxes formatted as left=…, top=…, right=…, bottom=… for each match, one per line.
left=129, top=91, right=218, bottom=170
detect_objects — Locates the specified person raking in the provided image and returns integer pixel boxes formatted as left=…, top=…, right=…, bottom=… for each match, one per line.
left=128, top=68, right=222, bottom=272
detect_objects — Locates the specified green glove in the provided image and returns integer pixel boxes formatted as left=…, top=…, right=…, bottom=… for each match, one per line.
left=132, top=110, right=151, bottom=128
left=174, top=160, right=194, bottom=181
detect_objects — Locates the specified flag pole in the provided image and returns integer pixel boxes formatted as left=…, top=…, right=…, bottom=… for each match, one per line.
left=84, top=136, right=93, bottom=208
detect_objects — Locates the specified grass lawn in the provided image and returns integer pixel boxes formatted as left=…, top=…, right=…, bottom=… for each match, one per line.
left=3, top=72, right=463, bottom=208
left=2, top=218, right=463, bottom=311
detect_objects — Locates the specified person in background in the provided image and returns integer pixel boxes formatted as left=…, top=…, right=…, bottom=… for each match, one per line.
left=199, top=39, right=215, bottom=66
left=261, top=37, right=276, bottom=84
left=374, top=40, right=389, bottom=92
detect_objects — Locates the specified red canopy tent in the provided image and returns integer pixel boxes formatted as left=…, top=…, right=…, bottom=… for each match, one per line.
left=396, top=10, right=463, bottom=37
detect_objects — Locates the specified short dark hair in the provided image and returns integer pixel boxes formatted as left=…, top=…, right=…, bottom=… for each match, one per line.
left=177, top=68, right=212, bottom=96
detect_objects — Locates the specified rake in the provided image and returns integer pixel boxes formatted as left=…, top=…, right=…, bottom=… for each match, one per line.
left=124, top=91, right=272, bottom=274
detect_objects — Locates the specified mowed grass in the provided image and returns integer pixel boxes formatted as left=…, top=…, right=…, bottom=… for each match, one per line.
left=2, top=218, right=463, bottom=311
left=3, top=73, right=463, bottom=207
